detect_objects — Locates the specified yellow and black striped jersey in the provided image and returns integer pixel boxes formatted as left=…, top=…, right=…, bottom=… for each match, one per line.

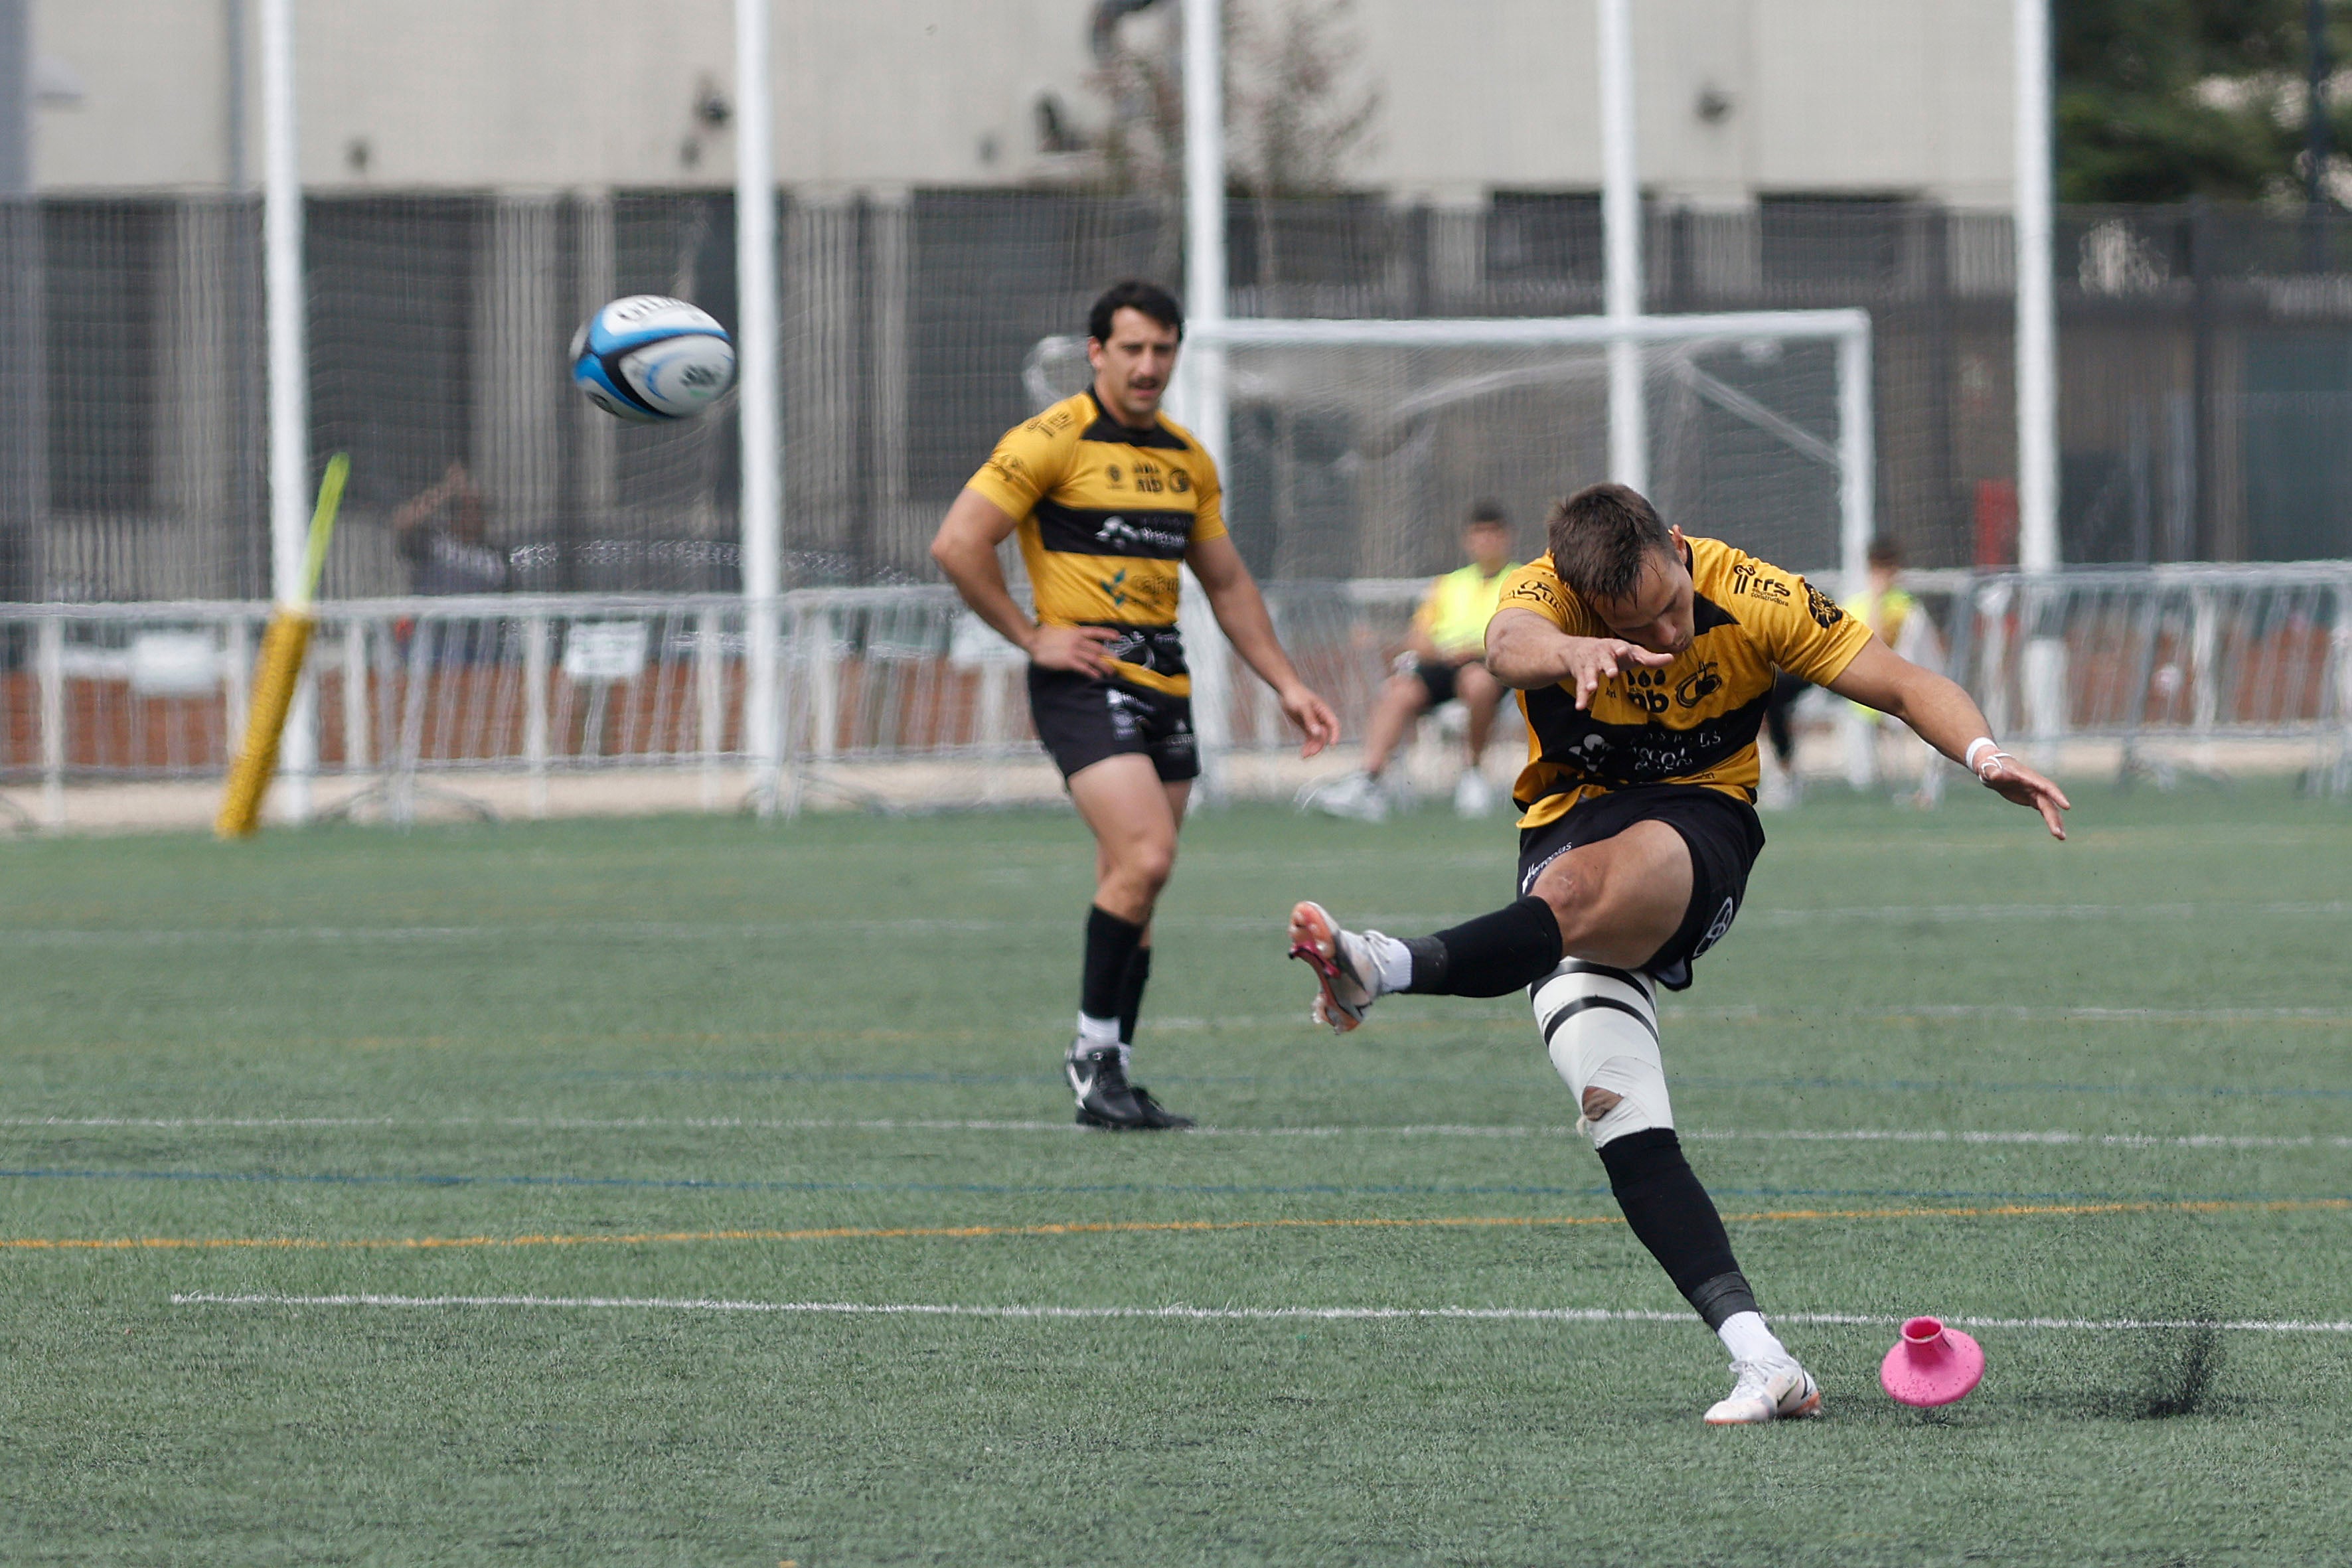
left=1495, top=536, right=1873, bottom=827
left=965, top=389, right=1227, bottom=696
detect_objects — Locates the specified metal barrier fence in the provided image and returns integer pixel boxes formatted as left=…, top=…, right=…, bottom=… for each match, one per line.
left=1, top=566, right=2345, bottom=828
left=1898, top=563, right=2352, bottom=790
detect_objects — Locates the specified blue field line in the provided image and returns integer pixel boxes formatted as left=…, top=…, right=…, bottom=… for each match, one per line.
left=2, top=1165, right=2347, bottom=1208
left=544, top=1065, right=2352, bottom=1102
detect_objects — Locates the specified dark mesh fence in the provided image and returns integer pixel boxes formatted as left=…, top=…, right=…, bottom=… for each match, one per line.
left=11, top=195, right=2352, bottom=603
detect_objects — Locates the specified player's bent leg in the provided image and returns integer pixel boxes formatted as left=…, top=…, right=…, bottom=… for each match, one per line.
left=1528, top=821, right=1691, bottom=972
left=1456, top=661, right=1503, bottom=762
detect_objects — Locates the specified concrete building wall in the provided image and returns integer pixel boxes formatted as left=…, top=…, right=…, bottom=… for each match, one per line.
left=32, top=0, right=2013, bottom=205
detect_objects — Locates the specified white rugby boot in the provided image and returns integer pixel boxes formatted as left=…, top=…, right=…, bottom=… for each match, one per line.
left=1286, top=901, right=1393, bottom=1032
left=1452, top=769, right=1496, bottom=817
left=1703, top=1358, right=1824, bottom=1425
left=1301, top=771, right=1389, bottom=823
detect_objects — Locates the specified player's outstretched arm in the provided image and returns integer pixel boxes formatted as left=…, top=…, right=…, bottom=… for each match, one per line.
left=1826, top=637, right=2072, bottom=839
left=1484, top=608, right=1674, bottom=707
left=929, top=489, right=1116, bottom=676
left=1184, top=532, right=1340, bottom=756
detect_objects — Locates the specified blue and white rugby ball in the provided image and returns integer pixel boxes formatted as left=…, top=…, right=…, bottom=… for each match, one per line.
left=570, top=295, right=736, bottom=422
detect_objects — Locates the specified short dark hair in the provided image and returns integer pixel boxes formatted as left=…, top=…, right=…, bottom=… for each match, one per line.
left=1547, top=483, right=1675, bottom=602
left=1088, top=279, right=1184, bottom=344
left=1866, top=536, right=1903, bottom=570
left=1464, top=499, right=1510, bottom=529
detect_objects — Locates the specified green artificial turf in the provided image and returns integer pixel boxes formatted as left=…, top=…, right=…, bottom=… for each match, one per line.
left=1, top=781, right=2348, bottom=1565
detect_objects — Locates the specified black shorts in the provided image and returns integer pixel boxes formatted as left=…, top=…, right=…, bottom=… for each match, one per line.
left=1399, top=654, right=1461, bottom=706
left=1514, top=784, right=1766, bottom=991
left=1027, top=667, right=1200, bottom=783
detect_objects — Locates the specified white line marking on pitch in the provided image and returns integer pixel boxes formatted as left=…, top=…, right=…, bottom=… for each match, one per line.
left=10, top=1116, right=2345, bottom=1149
left=3, top=900, right=2345, bottom=944
left=168, top=1293, right=2352, bottom=1334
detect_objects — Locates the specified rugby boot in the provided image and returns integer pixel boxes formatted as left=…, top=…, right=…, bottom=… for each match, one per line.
left=1287, top=901, right=1386, bottom=1033
left=1067, top=1043, right=1189, bottom=1131
left=1126, top=1082, right=1196, bottom=1131
left=1703, top=1358, right=1824, bottom=1425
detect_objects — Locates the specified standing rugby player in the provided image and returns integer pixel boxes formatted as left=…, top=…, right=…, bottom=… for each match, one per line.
left=933, top=280, right=1340, bottom=1130
left=1288, top=483, right=2069, bottom=1421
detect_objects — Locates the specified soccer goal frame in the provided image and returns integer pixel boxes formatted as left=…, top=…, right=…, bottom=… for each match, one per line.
left=1179, top=309, right=1875, bottom=589
left=1029, top=307, right=1875, bottom=793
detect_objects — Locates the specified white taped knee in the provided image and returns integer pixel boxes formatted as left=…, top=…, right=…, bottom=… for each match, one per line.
left=1529, top=961, right=1672, bottom=1147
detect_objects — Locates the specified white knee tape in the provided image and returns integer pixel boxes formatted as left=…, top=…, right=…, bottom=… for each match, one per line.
left=1529, top=961, right=1672, bottom=1147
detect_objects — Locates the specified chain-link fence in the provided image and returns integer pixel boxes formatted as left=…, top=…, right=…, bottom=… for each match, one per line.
left=8, top=195, right=2352, bottom=609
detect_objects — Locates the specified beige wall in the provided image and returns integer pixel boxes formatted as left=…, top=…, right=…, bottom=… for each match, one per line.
left=33, top=0, right=2013, bottom=205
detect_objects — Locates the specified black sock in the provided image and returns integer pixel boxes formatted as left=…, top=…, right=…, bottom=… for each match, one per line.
left=1117, top=945, right=1152, bottom=1045
left=1596, top=1129, right=1757, bottom=1330
left=1399, top=896, right=1563, bottom=998
left=1081, top=905, right=1146, bottom=1025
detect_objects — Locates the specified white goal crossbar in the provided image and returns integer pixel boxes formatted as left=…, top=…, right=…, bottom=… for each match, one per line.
left=1182, top=309, right=1875, bottom=589
left=1124, top=310, right=1873, bottom=793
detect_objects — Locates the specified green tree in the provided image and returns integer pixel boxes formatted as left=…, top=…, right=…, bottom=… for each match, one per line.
left=2057, top=0, right=2351, bottom=202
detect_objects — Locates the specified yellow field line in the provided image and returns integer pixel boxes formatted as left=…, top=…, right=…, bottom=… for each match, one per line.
left=3, top=1196, right=2345, bottom=1255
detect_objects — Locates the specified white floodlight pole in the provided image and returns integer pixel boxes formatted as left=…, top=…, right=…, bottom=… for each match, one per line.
left=736, top=0, right=783, bottom=813
left=262, top=0, right=313, bottom=822
left=2013, top=0, right=2065, bottom=759
left=1178, top=0, right=1233, bottom=796
left=1599, top=0, right=1646, bottom=492
left=1180, top=0, right=1228, bottom=466
left=2014, top=0, right=2057, bottom=574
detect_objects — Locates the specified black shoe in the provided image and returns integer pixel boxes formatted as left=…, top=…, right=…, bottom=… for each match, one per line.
left=1127, top=1082, right=1196, bottom=1131
left=1067, top=1043, right=1191, bottom=1131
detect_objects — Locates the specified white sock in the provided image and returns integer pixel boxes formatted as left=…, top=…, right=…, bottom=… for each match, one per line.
left=1362, top=931, right=1413, bottom=994
left=1717, top=1310, right=1790, bottom=1366
left=1073, top=1012, right=1121, bottom=1051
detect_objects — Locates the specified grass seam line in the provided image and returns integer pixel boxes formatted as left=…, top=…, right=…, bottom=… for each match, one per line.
left=11, top=1196, right=2349, bottom=1253
left=163, top=1293, right=2352, bottom=1334
left=7, top=1115, right=2348, bottom=1151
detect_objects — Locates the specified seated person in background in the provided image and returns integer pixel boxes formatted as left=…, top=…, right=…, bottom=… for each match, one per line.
left=392, top=461, right=510, bottom=597
left=1759, top=539, right=1916, bottom=807
left=1312, top=501, right=1519, bottom=821
left=1757, top=667, right=1809, bottom=809
left=1843, top=537, right=1915, bottom=650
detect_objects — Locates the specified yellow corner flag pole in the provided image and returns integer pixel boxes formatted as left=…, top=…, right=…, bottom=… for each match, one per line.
left=216, top=454, right=349, bottom=840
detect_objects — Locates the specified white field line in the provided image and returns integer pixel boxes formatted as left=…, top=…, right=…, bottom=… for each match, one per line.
left=12, top=1115, right=2345, bottom=1150
left=168, top=1293, right=2352, bottom=1334
left=1, top=900, right=2346, bottom=945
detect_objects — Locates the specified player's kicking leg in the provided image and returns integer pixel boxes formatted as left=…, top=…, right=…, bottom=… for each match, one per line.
left=1065, top=753, right=1194, bottom=1131
left=1287, top=787, right=1820, bottom=1423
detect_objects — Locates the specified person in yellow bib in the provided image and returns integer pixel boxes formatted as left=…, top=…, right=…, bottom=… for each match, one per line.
left=1840, top=538, right=1928, bottom=791
left=1311, top=503, right=1518, bottom=821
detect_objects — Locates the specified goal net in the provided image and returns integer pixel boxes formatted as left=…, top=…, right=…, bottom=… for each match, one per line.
left=1004, top=311, right=1874, bottom=801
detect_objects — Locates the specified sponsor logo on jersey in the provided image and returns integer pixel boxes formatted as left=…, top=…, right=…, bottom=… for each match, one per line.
left=1675, top=661, right=1724, bottom=708
left=1506, top=577, right=1568, bottom=613
left=1730, top=562, right=1791, bottom=601
left=1097, top=514, right=1190, bottom=554
left=1804, top=580, right=1844, bottom=628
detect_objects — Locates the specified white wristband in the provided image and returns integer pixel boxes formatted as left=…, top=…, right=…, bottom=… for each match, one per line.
left=1962, top=737, right=1998, bottom=772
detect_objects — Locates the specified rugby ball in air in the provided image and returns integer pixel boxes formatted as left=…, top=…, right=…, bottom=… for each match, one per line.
left=570, top=295, right=736, bottom=422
